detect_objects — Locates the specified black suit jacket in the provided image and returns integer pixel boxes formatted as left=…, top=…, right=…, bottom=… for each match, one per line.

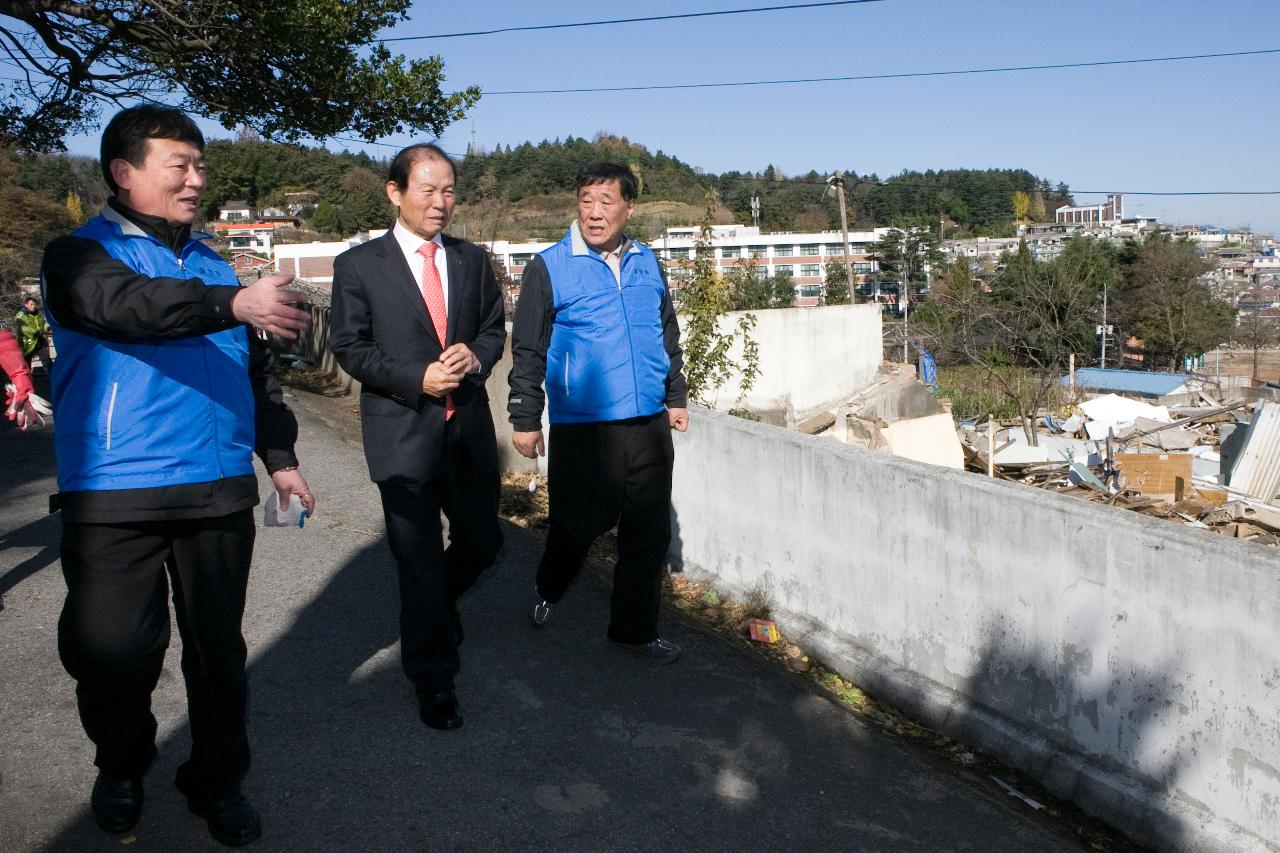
left=330, top=231, right=506, bottom=484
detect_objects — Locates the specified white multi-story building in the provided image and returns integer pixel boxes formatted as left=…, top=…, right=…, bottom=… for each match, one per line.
left=491, top=224, right=892, bottom=308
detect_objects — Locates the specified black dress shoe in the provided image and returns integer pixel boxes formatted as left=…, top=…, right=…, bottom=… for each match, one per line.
left=90, top=773, right=143, bottom=833
left=175, top=774, right=262, bottom=847
left=611, top=636, right=681, bottom=664
left=418, top=688, right=463, bottom=730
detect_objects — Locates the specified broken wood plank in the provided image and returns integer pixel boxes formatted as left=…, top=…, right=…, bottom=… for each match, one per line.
left=1115, top=452, right=1194, bottom=499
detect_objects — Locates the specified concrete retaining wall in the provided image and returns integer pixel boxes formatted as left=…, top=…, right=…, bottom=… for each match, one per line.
left=669, top=408, right=1280, bottom=852
left=696, top=304, right=882, bottom=421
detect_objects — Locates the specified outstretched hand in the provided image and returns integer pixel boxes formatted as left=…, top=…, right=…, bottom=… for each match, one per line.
left=231, top=274, right=312, bottom=339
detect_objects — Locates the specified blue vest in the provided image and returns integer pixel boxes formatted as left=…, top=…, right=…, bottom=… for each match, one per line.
left=43, top=208, right=254, bottom=492
left=540, top=224, right=670, bottom=424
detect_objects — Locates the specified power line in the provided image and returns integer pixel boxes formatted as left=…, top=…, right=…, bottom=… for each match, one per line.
left=483, top=47, right=1280, bottom=95
left=378, top=0, right=889, bottom=42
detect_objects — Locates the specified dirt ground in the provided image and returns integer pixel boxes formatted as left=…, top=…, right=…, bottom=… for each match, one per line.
left=1202, top=345, right=1280, bottom=384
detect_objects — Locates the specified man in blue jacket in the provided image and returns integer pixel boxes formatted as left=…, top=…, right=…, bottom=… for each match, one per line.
left=508, top=162, right=689, bottom=663
left=41, top=106, right=314, bottom=846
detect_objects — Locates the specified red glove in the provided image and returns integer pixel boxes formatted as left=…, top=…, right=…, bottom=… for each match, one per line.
left=0, top=331, right=30, bottom=395
left=2, top=330, right=44, bottom=429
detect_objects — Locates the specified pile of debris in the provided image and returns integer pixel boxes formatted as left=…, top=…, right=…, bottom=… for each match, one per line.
left=957, top=395, right=1280, bottom=547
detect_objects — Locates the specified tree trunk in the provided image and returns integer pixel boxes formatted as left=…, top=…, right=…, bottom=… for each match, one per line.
left=1023, top=414, right=1038, bottom=446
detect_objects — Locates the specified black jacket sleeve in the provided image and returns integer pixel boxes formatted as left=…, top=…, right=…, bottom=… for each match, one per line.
left=659, top=267, right=689, bottom=408
left=466, top=244, right=508, bottom=384
left=42, top=236, right=240, bottom=341
left=249, top=333, right=300, bottom=474
left=507, top=255, right=553, bottom=431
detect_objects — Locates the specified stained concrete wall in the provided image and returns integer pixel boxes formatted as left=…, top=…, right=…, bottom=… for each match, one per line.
left=695, top=304, right=882, bottom=421
left=668, top=408, right=1280, bottom=853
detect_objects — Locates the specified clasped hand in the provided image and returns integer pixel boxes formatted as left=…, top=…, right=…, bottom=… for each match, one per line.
left=422, top=343, right=479, bottom=398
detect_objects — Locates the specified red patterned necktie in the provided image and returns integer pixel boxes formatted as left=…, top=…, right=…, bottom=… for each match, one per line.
left=416, top=241, right=454, bottom=421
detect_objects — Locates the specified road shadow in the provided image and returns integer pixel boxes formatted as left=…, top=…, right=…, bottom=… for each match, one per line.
left=36, top=518, right=1090, bottom=852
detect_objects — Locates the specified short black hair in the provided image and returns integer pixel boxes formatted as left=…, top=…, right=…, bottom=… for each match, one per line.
left=24, top=296, right=37, bottom=305
left=576, top=163, right=638, bottom=202
left=100, top=106, right=205, bottom=194
left=388, top=143, right=456, bottom=191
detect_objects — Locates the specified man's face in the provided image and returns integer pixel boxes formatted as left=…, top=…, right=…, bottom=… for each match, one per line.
left=24, top=299, right=36, bottom=312
left=387, top=155, right=455, bottom=241
left=112, top=138, right=206, bottom=225
left=577, top=180, right=634, bottom=252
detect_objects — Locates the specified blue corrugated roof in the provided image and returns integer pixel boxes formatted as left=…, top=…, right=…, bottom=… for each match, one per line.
left=1060, top=368, right=1191, bottom=397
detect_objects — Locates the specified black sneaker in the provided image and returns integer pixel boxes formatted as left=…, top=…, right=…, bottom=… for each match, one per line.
left=90, top=772, right=143, bottom=833
left=531, top=598, right=553, bottom=628
left=611, top=637, right=681, bottom=664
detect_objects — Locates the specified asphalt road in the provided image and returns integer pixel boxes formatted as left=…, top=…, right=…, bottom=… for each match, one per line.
left=0, top=389, right=1094, bottom=852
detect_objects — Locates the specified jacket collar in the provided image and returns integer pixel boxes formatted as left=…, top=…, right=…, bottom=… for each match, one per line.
left=565, top=220, right=642, bottom=258
left=101, top=198, right=212, bottom=249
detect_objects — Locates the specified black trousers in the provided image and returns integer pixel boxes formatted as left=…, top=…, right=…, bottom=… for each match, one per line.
left=58, top=511, right=255, bottom=785
left=377, top=422, right=502, bottom=694
left=538, top=412, right=674, bottom=644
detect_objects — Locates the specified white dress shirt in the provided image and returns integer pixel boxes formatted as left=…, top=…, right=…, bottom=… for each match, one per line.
left=392, top=220, right=449, bottom=310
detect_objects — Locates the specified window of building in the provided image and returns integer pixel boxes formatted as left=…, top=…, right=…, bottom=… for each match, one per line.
left=825, top=244, right=847, bottom=255
left=512, top=273, right=522, bottom=282
left=721, top=246, right=739, bottom=259
left=747, top=245, right=768, bottom=257
left=775, top=245, right=796, bottom=256
left=800, top=264, right=821, bottom=277
left=511, top=253, right=534, bottom=265
left=774, top=265, right=794, bottom=276
left=799, top=284, right=822, bottom=298
left=854, top=262, right=873, bottom=273
left=665, top=248, right=688, bottom=260
left=799, top=244, right=821, bottom=256
left=753, top=266, right=770, bottom=280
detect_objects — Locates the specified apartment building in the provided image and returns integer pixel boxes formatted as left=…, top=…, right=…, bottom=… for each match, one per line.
left=491, top=224, right=891, bottom=308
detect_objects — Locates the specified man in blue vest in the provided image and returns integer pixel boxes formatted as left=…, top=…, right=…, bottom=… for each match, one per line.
left=508, top=162, right=689, bottom=663
left=41, top=105, right=314, bottom=846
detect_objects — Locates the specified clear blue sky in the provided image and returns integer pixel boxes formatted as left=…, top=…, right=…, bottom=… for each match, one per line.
left=64, top=0, right=1280, bottom=233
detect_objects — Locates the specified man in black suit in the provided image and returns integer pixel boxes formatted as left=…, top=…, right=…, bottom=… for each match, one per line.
left=330, top=143, right=505, bottom=730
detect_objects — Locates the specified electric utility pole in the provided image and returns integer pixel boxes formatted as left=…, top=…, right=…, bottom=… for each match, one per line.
left=825, top=172, right=856, bottom=303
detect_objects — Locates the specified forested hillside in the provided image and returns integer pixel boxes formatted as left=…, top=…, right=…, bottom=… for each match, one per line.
left=2, top=134, right=1072, bottom=303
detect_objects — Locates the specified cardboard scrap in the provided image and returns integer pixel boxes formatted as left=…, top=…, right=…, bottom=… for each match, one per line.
left=881, top=413, right=964, bottom=470
left=1115, top=452, right=1192, bottom=499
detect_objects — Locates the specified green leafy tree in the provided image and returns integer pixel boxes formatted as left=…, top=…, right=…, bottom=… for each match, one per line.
left=680, top=191, right=760, bottom=407
left=823, top=264, right=851, bottom=306
left=339, top=166, right=393, bottom=234
left=725, top=254, right=773, bottom=310
left=311, top=199, right=340, bottom=235
left=0, top=147, right=73, bottom=316
left=771, top=272, right=796, bottom=308
left=919, top=238, right=1111, bottom=443
left=1115, top=233, right=1235, bottom=371
left=869, top=226, right=943, bottom=311
left=0, top=0, right=479, bottom=151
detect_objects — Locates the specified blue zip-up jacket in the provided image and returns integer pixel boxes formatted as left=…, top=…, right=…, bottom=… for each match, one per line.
left=508, top=222, right=687, bottom=428
left=43, top=206, right=256, bottom=492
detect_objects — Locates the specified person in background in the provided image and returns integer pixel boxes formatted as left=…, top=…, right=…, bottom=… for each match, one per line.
left=14, top=296, right=52, bottom=370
